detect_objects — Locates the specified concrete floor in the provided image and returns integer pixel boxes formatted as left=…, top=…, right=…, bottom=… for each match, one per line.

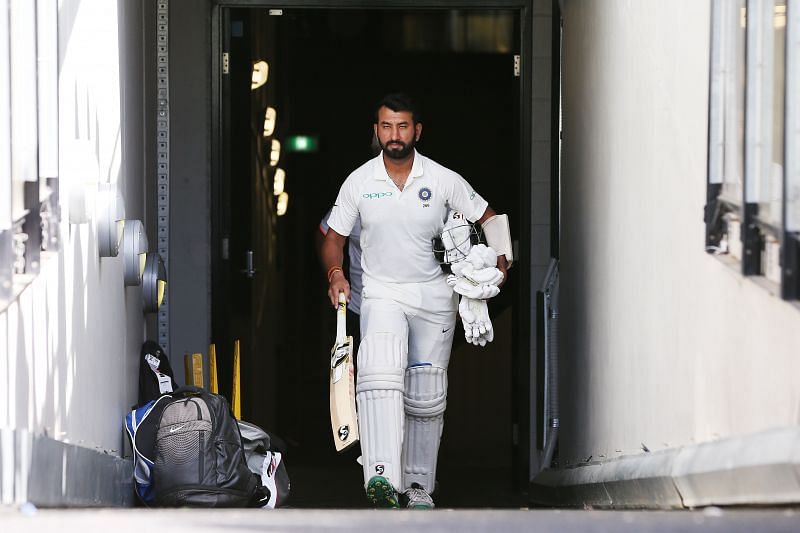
left=286, top=465, right=525, bottom=508
left=2, top=507, right=799, bottom=532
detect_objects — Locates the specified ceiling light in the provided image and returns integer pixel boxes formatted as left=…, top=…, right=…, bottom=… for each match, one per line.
left=273, top=168, right=285, bottom=196
left=263, top=107, right=276, bottom=137
left=277, top=192, right=289, bottom=216
left=251, top=60, right=269, bottom=90
left=270, top=139, right=281, bottom=167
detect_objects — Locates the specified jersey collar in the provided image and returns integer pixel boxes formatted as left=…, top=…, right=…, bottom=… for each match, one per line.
left=372, top=149, right=425, bottom=183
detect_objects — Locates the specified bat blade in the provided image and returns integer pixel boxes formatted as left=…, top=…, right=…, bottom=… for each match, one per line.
left=330, top=295, right=359, bottom=452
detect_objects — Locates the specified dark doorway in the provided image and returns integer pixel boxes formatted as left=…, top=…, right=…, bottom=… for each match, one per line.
left=212, top=6, right=529, bottom=508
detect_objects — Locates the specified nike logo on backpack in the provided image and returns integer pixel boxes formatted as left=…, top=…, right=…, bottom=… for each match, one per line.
left=169, top=425, right=184, bottom=433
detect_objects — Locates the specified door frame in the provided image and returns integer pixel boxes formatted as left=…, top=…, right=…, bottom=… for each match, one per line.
left=209, top=0, right=535, bottom=489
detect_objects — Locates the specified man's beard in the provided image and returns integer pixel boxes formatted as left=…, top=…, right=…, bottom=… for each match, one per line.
left=380, top=137, right=416, bottom=160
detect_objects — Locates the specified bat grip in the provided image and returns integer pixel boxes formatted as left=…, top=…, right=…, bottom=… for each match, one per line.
left=336, top=291, right=347, bottom=341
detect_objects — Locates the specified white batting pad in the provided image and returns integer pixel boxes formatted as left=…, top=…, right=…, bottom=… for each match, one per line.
left=402, top=364, right=447, bottom=492
left=356, top=332, right=407, bottom=490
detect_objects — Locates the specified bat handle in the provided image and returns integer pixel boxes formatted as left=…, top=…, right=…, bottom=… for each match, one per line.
left=336, top=291, right=347, bottom=341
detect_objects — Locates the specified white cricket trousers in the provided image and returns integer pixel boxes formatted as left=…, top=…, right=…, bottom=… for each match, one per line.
left=360, top=274, right=458, bottom=367
left=356, top=274, right=457, bottom=492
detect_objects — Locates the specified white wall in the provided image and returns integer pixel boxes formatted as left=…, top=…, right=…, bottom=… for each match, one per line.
left=0, top=0, right=142, bottom=460
left=559, top=0, right=800, bottom=465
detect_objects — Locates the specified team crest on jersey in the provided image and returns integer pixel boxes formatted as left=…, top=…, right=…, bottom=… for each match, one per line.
left=419, top=187, right=432, bottom=207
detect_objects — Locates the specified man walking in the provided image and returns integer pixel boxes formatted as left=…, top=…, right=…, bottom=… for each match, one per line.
left=320, top=93, right=512, bottom=508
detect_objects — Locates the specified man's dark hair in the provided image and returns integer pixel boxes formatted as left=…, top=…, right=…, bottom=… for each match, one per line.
left=374, top=93, right=421, bottom=125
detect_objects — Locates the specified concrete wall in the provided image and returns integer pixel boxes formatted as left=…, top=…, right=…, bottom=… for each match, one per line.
left=0, top=0, right=143, bottom=505
left=559, top=0, right=800, bottom=468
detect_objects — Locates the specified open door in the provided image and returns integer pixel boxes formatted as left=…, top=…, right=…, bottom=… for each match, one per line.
left=212, top=5, right=531, bottom=507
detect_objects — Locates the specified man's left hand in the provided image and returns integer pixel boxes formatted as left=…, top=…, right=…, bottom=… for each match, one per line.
left=497, top=255, right=509, bottom=288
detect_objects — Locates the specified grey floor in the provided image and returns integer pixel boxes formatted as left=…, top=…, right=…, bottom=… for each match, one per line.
left=2, top=507, right=799, bottom=532
left=7, top=457, right=798, bottom=532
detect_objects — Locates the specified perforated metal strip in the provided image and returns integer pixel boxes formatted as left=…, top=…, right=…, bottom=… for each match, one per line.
left=156, top=1, right=169, bottom=349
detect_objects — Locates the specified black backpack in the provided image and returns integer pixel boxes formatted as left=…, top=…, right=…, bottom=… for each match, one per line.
left=146, top=387, right=265, bottom=507
left=137, top=340, right=178, bottom=407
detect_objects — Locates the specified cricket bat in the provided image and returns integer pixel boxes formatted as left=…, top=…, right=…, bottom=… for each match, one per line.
left=330, top=291, right=359, bottom=452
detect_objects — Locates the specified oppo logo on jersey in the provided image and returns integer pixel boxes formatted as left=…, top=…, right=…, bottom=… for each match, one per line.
left=363, top=191, right=393, bottom=200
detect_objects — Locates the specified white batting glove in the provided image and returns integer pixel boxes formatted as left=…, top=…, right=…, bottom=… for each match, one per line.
left=458, top=296, right=494, bottom=346
left=450, top=245, right=504, bottom=299
left=466, top=244, right=498, bottom=268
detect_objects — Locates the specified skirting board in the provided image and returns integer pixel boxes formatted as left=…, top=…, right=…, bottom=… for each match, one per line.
left=0, top=428, right=134, bottom=507
left=530, top=426, right=800, bottom=509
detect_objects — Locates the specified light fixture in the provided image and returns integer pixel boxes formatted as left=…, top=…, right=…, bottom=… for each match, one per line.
left=251, top=60, right=269, bottom=90
left=123, top=219, right=148, bottom=286
left=277, top=192, right=289, bottom=216
left=273, top=168, right=285, bottom=196
left=286, top=135, right=319, bottom=152
left=97, top=183, right=125, bottom=257
left=263, top=106, right=276, bottom=137
left=774, top=4, right=786, bottom=28
left=143, top=252, right=167, bottom=313
left=270, top=139, right=281, bottom=167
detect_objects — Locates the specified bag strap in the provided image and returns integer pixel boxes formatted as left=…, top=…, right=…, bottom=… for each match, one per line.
left=170, top=385, right=206, bottom=398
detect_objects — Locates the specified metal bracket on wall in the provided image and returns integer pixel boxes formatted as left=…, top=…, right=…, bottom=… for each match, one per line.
left=782, top=233, right=800, bottom=300
left=156, top=0, right=170, bottom=350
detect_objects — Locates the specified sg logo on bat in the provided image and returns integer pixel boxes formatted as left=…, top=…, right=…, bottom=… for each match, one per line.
left=338, top=425, right=350, bottom=441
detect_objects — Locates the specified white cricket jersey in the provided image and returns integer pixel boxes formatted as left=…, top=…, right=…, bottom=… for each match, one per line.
left=327, top=150, right=488, bottom=284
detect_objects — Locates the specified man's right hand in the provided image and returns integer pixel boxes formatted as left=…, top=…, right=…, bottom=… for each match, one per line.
left=328, top=271, right=351, bottom=308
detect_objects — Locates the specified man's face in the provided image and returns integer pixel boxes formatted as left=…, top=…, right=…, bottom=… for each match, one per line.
left=374, top=106, right=422, bottom=160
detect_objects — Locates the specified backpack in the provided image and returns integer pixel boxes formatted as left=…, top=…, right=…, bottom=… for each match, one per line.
left=125, top=387, right=266, bottom=507
left=137, top=340, right=178, bottom=407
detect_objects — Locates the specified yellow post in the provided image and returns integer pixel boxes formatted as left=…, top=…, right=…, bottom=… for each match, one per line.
left=193, top=353, right=205, bottom=388
left=231, top=339, right=241, bottom=420
left=183, top=352, right=192, bottom=385
left=184, top=352, right=204, bottom=388
left=209, top=343, right=219, bottom=394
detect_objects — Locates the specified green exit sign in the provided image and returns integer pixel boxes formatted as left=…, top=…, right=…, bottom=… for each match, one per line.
left=286, top=135, right=318, bottom=152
